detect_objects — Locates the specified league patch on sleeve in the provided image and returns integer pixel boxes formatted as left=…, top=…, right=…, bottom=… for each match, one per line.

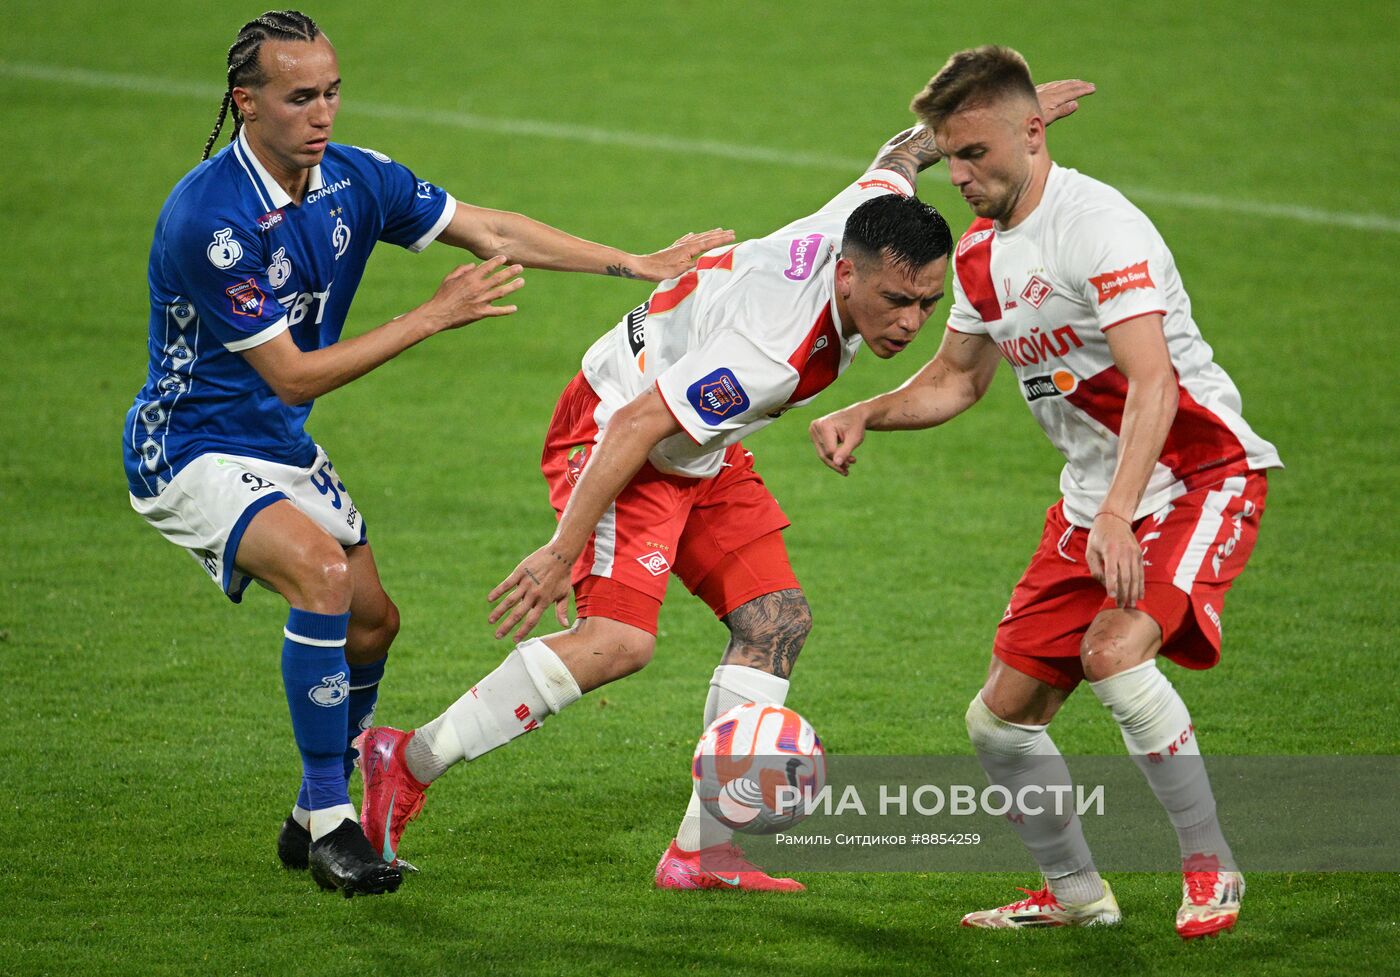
left=1089, top=260, right=1154, bottom=305
left=686, top=368, right=749, bottom=423
left=225, top=278, right=266, bottom=317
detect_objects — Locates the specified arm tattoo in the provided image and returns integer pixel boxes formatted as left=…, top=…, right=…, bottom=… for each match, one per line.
left=605, top=263, right=640, bottom=279
left=871, top=126, right=943, bottom=190
left=721, top=588, right=812, bottom=680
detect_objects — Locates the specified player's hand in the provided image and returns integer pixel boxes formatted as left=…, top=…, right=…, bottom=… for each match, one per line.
left=488, top=542, right=574, bottom=641
left=1035, top=79, right=1096, bottom=125
left=422, top=255, right=525, bottom=331
left=1086, top=512, right=1144, bottom=609
left=629, top=228, right=737, bottom=282
left=809, top=406, right=868, bottom=477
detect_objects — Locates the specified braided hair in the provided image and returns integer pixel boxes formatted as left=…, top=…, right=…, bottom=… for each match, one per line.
left=201, top=10, right=321, bottom=161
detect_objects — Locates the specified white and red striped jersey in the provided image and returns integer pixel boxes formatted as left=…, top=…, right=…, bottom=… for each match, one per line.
left=581, top=169, right=915, bottom=478
left=947, top=163, right=1281, bottom=527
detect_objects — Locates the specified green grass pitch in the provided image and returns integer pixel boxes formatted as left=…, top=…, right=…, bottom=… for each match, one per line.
left=2, top=0, right=1398, bottom=974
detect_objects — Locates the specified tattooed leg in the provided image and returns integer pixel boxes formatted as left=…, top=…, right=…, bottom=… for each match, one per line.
left=719, top=589, right=813, bottom=679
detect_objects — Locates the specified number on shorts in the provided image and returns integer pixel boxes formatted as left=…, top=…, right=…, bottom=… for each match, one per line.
left=310, top=461, right=346, bottom=510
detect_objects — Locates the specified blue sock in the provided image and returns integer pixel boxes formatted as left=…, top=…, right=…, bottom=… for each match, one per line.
left=344, top=656, right=387, bottom=779
left=282, top=608, right=352, bottom=813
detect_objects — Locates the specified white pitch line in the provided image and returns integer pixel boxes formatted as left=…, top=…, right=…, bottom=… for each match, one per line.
left=6, top=60, right=1399, bottom=234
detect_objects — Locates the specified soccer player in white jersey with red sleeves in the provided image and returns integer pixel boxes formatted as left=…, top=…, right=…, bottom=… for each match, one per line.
left=357, top=80, right=1098, bottom=889
left=812, top=46, right=1281, bottom=937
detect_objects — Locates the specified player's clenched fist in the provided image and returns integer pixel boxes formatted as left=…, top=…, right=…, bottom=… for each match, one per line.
left=809, top=406, right=868, bottom=477
left=421, top=255, right=525, bottom=331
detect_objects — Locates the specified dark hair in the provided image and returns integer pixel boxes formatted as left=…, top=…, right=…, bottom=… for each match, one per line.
left=841, top=194, right=952, bottom=275
left=910, top=45, right=1038, bottom=130
left=201, top=10, right=321, bottom=161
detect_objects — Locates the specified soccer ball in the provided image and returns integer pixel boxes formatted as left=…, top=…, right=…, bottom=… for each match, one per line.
left=692, top=702, right=825, bottom=834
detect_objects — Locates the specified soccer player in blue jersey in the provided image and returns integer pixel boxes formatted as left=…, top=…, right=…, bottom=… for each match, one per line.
left=122, top=9, right=732, bottom=897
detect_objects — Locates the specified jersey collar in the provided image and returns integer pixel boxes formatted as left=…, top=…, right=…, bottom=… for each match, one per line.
left=234, top=129, right=326, bottom=211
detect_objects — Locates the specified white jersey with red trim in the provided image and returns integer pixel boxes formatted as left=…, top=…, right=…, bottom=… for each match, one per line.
left=580, top=169, right=915, bottom=478
left=947, top=163, right=1282, bottom=527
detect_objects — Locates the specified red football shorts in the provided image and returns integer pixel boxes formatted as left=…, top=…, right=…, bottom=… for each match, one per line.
left=540, top=372, right=799, bottom=634
left=994, top=471, right=1269, bottom=690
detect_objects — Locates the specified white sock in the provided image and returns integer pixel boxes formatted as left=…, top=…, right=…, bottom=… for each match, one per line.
left=309, top=803, right=358, bottom=842
left=292, top=804, right=311, bottom=831
left=676, top=665, right=790, bottom=853
left=408, top=638, right=582, bottom=783
left=1090, top=660, right=1234, bottom=868
left=965, top=694, right=1103, bottom=898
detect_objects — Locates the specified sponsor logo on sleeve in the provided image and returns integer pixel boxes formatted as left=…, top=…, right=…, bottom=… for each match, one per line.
left=956, top=227, right=993, bottom=257
left=1020, top=275, right=1054, bottom=308
left=686, top=368, right=749, bottom=423
left=415, top=179, right=434, bottom=200
left=355, top=146, right=393, bottom=163
left=255, top=209, right=285, bottom=233
left=1089, top=260, right=1154, bottom=305
left=784, top=233, right=825, bottom=281
left=266, top=247, right=292, bottom=289
left=624, top=301, right=648, bottom=361
left=207, top=228, right=243, bottom=269
left=857, top=177, right=907, bottom=196
left=225, top=278, right=266, bottom=317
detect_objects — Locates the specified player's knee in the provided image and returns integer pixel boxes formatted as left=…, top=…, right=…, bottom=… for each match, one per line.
left=604, top=632, right=656, bottom=680
left=724, top=589, right=812, bottom=678
left=1079, top=613, right=1152, bottom=683
left=965, top=693, right=1003, bottom=752
left=290, top=543, right=353, bottom=613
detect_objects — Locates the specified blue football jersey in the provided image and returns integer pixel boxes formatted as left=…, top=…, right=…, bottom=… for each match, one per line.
left=124, top=131, right=454, bottom=497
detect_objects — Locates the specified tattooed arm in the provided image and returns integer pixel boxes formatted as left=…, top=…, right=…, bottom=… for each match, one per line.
left=865, top=79, right=1096, bottom=192
left=437, top=202, right=735, bottom=282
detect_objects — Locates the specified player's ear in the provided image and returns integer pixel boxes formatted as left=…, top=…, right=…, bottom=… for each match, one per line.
left=232, top=86, right=257, bottom=122
left=1026, top=113, right=1046, bottom=154
left=835, top=256, right=856, bottom=295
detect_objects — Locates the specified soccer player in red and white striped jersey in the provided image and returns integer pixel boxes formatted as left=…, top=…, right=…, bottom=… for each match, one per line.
left=811, top=47, right=1280, bottom=938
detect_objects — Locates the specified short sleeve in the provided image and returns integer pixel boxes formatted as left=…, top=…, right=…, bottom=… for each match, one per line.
left=945, top=259, right=989, bottom=336
left=1064, top=210, right=1169, bottom=331
left=167, top=216, right=288, bottom=352
left=771, top=167, right=915, bottom=239
left=654, top=332, right=798, bottom=447
left=354, top=147, right=455, bottom=252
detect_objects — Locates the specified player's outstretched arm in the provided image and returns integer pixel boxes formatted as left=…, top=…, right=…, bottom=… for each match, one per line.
left=809, top=330, right=1000, bottom=476
left=439, top=203, right=735, bottom=282
left=487, top=386, right=682, bottom=641
left=242, top=257, right=523, bottom=405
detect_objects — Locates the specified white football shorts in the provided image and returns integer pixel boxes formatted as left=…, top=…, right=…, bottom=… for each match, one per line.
left=129, top=445, right=365, bottom=602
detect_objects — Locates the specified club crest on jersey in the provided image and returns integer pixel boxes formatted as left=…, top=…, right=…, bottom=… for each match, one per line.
left=266, top=247, right=292, bottom=289
left=255, top=208, right=285, bottom=233
left=225, top=278, right=265, bottom=317
left=1021, top=369, right=1079, bottom=402
left=1089, top=260, right=1153, bottom=305
left=687, top=368, right=748, bottom=422
left=207, top=228, right=243, bottom=269
left=784, top=234, right=824, bottom=281
left=332, top=217, right=352, bottom=260
left=1021, top=275, right=1054, bottom=308
left=308, top=671, right=349, bottom=708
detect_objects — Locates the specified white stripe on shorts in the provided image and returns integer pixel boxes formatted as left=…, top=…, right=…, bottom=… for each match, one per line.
left=590, top=501, right=618, bottom=578
left=1171, top=475, right=1247, bottom=593
left=283, top=628, right=348, bottom=648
